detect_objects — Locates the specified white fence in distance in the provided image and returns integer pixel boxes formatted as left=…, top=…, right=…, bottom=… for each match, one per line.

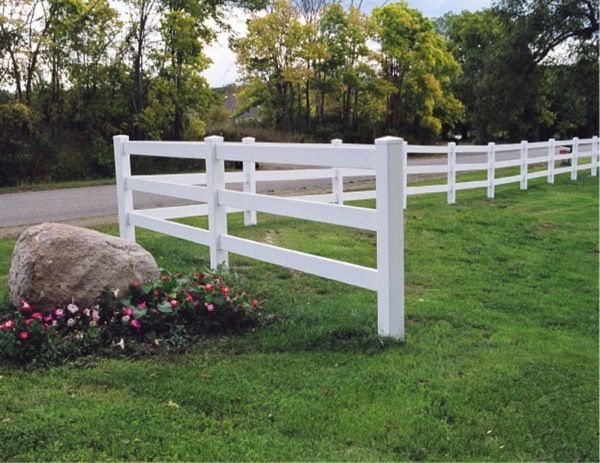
left=113, top=134, right=598, bottom=340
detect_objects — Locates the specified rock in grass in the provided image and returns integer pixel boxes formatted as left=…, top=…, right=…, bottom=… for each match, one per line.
left=8, top=222, right=159, bottom=310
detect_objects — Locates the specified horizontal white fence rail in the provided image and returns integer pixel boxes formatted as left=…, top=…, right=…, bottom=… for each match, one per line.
left=114, top=134, right=598, bottom=340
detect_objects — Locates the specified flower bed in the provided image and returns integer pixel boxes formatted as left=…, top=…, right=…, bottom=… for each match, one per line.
left=0, top=269, right=261, bottom=365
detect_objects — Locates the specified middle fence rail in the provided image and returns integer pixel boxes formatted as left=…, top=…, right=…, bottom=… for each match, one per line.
left=113, top=134, right=598, bottom=340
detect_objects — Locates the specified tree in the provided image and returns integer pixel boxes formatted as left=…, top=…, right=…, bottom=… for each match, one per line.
left=234, top=0, right=313, bottom=130
left=372, top=2, right=462, bottom=140
left=439, top=0, right=598, bottom=142
left=316, top=4, right=373, bottom=131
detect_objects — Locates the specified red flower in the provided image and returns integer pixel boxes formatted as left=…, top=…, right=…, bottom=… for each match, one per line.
left=186, top=294, right=194, bottom=302
left=31, top=312, right=43, bottom=320
left=21, top=301, right=32, bottom=312
left=251, top=299, right=259, bottom=308
left=130, top=319, right=141, bottom=330
left=205, top=284, right=214, bottom=292
left=24, top=319, right=34, bottom=326
left=220, top=286, right=230, bottom=297
left=0, top=320, right=14, bottom=330
left=18, top=331, right=29, bottom=340
left=170, top=300, right=179, bottom=308
left=152, top=290, right=160, bottom=297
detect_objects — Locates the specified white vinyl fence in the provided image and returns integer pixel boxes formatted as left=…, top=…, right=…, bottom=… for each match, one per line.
left=113, top=134, right=598, bottom=340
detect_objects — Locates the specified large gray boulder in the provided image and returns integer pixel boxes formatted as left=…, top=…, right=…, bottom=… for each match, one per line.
left=8, top=223, right=160, bottom=310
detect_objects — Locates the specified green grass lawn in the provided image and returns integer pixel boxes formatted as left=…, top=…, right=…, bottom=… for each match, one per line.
left=0, top=173, right=597, bottom=461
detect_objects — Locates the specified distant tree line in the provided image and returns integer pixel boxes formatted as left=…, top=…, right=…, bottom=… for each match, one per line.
left=0, top=0, right=259, bottom=185
left=0, top=0, right=597, bottom=186
left=234, top=0, right=598, bottom=143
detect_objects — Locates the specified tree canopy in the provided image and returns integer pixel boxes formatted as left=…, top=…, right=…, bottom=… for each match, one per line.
left=0, top=0, right=597, bottom=186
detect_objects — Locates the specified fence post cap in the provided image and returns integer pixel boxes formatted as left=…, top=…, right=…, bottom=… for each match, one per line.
left=488, top=141, right=495, bottom=146
left=375, top=136, right=403, bottom=145
left=204, top=135, right=224, bottom=143
left=113, top=134, right=129, bottom=141
left=242, top=137, right=255, bottom=143
left=331, top=138, right=343, bottom=145
left=521, top=140, right=528, bottom=144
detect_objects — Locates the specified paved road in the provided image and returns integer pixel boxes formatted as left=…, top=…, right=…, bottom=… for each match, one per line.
left=0, top=146, right=559, bottom=229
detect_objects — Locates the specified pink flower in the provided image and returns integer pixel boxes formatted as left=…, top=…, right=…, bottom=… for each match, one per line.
left=67, top=304, right=79, bottom=314
left=123, top=307, right=134, bottom=317
left=205, top=303, right=215, bottom=312
left=51, top=320, right=58, bottom=327
left=137, top=301, right=146, bottom=309
left=170, top=300, right=179, bottom=308
left=43, top=315, right=53, bottom=323
left=21, top=301, right=32, bottom=312
left=31, top=312, right=43, bottom=320
left=67, top=318, right=76, bottom=327
left=24, top=319, right=33, bottom=326
left=18, top=331, right=29, bottom=340
left=54, top=309, right=64, bottom=317
left=82, top=308, right=91, bottom=317
left=0, top=320, right=14, bottom=330
left=91, top=310, right=100, bottom=322
left=130, top=319, right=141, bottom=330
left=132, top=279, right=141, bottom=287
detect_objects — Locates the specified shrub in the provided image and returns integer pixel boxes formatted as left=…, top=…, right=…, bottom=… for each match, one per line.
left=0, top=268, right=261, bottom=366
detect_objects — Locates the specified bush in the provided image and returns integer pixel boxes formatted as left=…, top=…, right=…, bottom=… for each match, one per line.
left=0, top=268, right=261, bottom=366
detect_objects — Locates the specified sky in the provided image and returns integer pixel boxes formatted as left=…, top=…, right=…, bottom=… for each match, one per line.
left=202, top=0, right=493, bottom=87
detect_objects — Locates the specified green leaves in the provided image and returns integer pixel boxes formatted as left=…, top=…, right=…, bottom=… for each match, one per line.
left=157, top=302, right=174, bottom=314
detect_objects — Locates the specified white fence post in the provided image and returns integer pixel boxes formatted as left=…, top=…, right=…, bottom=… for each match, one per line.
left=487, top=142, right=495, bottom=199
left=571, top=137, right=579, bottom=181
left=205, top=135, right=228, bottom=269
left=592, top=136, right=598, bottom=177
left=402, top=140, right=408, bottom=209
left=374, top=136, right=405, bottom=340
left=520, top=140, right=528, bottom=190
left=547, top=138, right=555, bottom=184
left=113, top=135, right=135, bottom=242
left=242, top=137, right=257, bottom=226
left=331, top=139, right=344, bottom=205
left=447, top=142, right=456, bottom=204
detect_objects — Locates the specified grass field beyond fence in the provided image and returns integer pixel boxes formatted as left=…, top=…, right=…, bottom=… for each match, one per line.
left=0, top=174, right=598, bottom=461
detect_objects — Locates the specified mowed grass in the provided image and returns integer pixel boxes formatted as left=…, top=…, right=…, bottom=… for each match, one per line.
left=0, top=173, right=597, bottom=461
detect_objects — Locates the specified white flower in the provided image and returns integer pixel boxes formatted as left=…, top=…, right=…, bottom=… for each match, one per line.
left=116, top=338, right=125, bottom=350
left=67, top=303, right=79, bottom=314
left=113, top=288, right=120, bottom=298
left=67, top=318, right=76, bottom=327
left=121, top=315, right=130, bottom=324
left=82, top=308, right=91, bottom=317
left=89, top=320, right=97, bottom=327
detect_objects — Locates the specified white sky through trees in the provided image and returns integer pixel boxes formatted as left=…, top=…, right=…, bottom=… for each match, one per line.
left=203, top=0, right=492, bottom=87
